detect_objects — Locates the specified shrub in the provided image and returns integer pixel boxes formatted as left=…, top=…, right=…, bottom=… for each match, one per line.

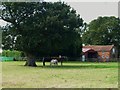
left=2, top=50, right=21, bottom=58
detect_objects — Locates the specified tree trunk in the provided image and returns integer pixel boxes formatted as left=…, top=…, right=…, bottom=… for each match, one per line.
left=24, top=53, right=37, bottom=67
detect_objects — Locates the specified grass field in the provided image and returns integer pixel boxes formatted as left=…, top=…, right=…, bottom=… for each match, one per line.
left=0, top=62, right=2, bottom=89
left=2, top=61, right=118, bottom=88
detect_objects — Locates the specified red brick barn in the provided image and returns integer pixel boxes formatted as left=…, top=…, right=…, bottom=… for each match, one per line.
left=82, top=45, right=117, bottom=62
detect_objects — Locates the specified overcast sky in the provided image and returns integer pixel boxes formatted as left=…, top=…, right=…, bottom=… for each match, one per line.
left=67, top=2, right=118, bottom=23
left=0, top=1, right=118, bottom=26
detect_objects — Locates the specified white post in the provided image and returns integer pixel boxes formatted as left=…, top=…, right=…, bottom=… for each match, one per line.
left=82, top=55, right=85, bottom=62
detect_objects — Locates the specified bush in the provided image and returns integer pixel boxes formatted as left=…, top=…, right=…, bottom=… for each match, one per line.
left=2, top=50, right=21, bottom=58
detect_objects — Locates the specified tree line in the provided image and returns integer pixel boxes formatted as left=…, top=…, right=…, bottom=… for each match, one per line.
left=1, top=2, right=120, bottom=66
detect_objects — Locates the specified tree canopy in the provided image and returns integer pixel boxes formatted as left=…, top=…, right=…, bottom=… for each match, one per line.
left=1, top=2, right=85, bottom=66
left=82, top=16, right=120, bottom=57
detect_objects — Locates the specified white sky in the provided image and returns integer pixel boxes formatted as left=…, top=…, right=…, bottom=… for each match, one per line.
left=0, top=20, right=7, bottom=27
left=67, top=2, right=118, bottom=23
left=0, top=0, right=119, bottom=26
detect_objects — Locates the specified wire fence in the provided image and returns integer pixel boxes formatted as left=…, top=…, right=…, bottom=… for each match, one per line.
left=0, top=56, right=14, bottom=62
left=1, top=56, right=118, bottom=62
left=0, top=56, right=120, bottom=62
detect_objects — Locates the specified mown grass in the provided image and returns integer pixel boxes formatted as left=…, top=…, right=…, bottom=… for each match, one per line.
left=2, top=61, right=118, bottom=88
left=0, top=62, right=2, bottom=89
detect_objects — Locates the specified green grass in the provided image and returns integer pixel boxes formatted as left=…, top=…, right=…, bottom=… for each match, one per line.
left=2, top=61, right=118, bottom=88
left=0, top=62, right=2, bottom=89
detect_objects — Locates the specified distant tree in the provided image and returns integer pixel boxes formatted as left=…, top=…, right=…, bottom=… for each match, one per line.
left=1, top=2, right=84, bottom=66
left=82, top=16, right=120, bottom=57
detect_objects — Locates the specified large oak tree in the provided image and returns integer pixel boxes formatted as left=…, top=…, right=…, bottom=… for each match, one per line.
left=1, top=2, right=84, bottom=66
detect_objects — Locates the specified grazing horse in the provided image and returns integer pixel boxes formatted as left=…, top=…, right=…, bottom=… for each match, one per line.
left=50, top=59, right=58, bottom=66
left=42, top=56, right=67, bottom=66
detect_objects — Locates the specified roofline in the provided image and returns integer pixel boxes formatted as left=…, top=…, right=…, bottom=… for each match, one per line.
left=83, top=45, right=114, bottom=47
left=83, top=45, right=114, bottom=52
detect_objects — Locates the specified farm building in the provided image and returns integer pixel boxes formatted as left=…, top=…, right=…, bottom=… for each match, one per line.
left=82, top=45, right=118, bottom=62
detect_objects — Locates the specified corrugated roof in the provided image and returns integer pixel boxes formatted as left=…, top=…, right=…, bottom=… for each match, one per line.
left=82, top=48, right=94, bottom=53
left=83, top=45, right=114, bottom=52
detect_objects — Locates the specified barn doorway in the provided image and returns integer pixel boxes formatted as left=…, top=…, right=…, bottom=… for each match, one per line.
left=88, top=51, right=98, bottom=58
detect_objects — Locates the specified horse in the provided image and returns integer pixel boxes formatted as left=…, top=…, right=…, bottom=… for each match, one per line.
left=50, top=59, right=58, bottom=66
left=42, top=56, right=67, bottom=66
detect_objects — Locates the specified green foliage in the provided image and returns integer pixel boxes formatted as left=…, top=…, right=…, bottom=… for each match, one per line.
left=2, top=50, right=21, bottom=57
left=2, top=25, right=16, bottom=50
left=2, top=2, right=84, bottom=57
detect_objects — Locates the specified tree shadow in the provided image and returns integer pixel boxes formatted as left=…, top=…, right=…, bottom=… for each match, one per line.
left=37, top=64, right=118, bottom=69
left=16, top=61, right=118, bottom=69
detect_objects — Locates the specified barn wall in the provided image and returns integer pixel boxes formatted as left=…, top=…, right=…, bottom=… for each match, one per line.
left=97, top=51, right=110, bottom=62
